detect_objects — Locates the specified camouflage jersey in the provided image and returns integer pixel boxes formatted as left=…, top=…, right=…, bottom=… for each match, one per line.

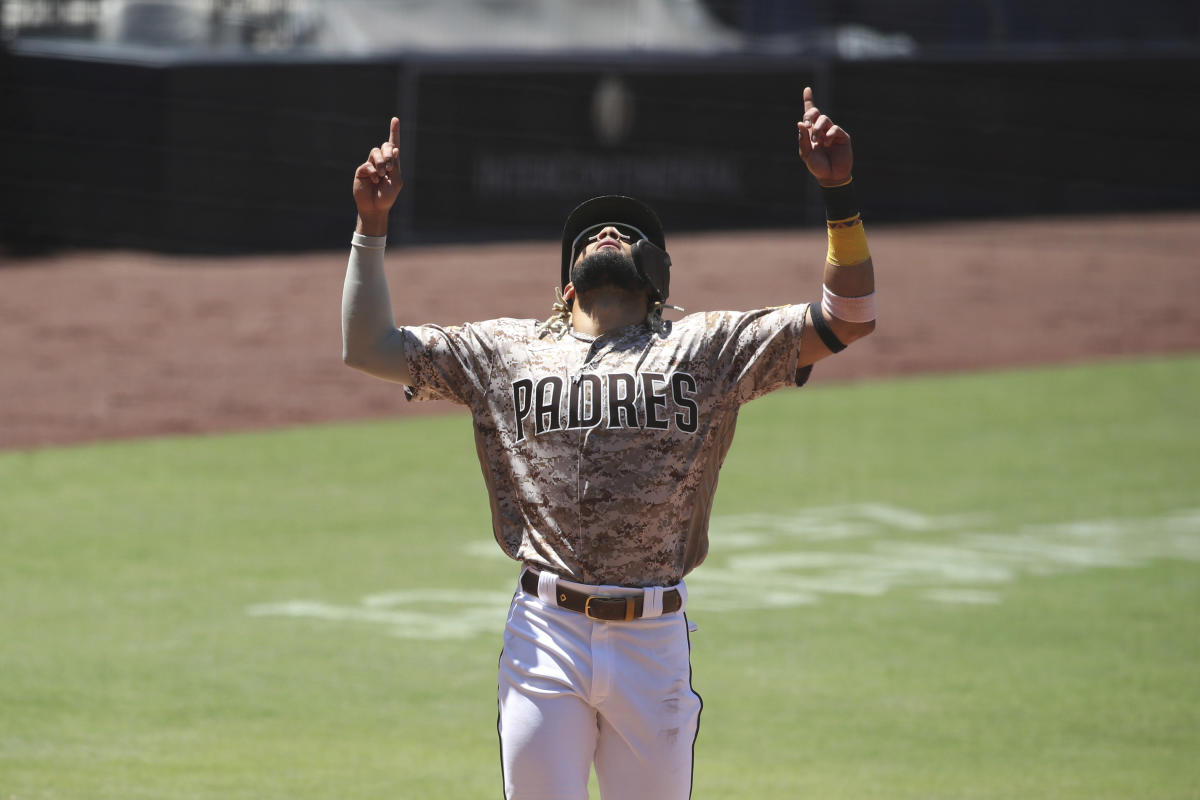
left=401, top=307, right=812, bottom=587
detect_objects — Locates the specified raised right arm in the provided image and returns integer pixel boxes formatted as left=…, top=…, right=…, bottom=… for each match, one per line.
left=341, top=117, right=412, bottom=385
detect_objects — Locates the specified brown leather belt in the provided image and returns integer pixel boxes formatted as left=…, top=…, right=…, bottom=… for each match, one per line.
left=521, top=568, right=683, bottom=622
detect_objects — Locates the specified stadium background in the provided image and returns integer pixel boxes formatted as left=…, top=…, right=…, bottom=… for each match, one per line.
left=2, top=0, right=1198, bottom=448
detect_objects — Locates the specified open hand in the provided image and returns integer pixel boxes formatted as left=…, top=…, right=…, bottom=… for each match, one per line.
left=797, top=87, right=853, bottom=186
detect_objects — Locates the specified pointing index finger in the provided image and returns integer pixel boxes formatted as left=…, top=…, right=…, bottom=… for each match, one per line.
left=803, top=86, right=815, bottom=114
left=388, top=116, right=400, bottom=147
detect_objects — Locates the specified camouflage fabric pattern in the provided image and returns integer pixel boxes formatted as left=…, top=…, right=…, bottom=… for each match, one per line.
left=401, top=306, right=810, bottom=587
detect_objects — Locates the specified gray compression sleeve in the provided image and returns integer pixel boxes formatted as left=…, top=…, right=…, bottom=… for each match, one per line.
left=341, top=233, right=412, bottom=384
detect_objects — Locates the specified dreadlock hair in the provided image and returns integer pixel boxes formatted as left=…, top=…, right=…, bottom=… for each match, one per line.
left=536, top=287, right=675, bottom=339
left=536, top=287, right=572, bottom=339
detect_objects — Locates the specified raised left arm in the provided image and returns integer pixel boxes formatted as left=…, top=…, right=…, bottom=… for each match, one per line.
left=794, top=86, right=876, bottom=367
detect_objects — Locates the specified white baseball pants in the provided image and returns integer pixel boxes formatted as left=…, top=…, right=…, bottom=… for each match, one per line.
left=497, top=570, right=702, bottom=800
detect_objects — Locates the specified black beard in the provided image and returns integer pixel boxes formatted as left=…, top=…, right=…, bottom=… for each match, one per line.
left=569, top=248, right=647, bottom=295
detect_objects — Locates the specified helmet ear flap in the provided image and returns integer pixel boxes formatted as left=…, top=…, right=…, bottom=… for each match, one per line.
left=632, top=239, right=671, bottom=303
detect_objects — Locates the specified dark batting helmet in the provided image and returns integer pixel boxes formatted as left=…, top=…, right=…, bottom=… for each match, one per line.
left=560, top=195, right=671, bottom=303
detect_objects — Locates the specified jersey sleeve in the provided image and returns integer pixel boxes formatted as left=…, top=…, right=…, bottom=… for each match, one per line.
left=400, top=321, right=498, bottom=406
left=703, top=304, right=812, bottom=405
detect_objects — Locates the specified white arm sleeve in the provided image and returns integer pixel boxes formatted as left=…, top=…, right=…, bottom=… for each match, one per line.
left=341, top=232, right=412, bottom=385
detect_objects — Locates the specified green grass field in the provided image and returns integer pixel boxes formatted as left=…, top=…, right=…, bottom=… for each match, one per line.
left=2, top=356, right=1198, bottom=799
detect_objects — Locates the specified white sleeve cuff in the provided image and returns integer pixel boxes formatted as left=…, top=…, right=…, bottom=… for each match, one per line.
left=351, top=232, right=387, bottom=248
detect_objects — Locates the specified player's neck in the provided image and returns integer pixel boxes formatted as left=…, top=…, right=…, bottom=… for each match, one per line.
left=571, top=288, right=649, bottom=337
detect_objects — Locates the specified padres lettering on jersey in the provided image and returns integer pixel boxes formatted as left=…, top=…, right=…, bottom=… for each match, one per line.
left=400, top=307, right=810, bottom=586
left=511, top=372, right=699, bottom=441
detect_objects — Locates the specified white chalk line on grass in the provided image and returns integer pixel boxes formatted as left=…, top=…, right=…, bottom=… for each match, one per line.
left=246, top=505, right=1200, bottom=639
left=247, top=589, right=517, bottom=641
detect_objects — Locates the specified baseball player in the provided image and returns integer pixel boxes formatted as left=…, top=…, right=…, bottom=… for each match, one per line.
left=342, top=86, right=875, bottom=799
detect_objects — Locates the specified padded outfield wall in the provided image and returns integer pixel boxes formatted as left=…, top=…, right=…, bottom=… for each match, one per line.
left=2, top=43, right=1198, bottom=253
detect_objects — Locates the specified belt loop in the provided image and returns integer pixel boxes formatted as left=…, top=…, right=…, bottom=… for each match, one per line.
left=536, top=570, right=558, bottom=606
left=641, top=586, right=664, bottom=619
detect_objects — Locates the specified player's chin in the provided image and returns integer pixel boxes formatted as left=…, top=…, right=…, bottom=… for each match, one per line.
left=570, top=249, right=646, bottom=295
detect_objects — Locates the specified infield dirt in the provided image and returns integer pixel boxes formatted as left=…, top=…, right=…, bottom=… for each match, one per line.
left=2, top=212, right=1197, bottom=451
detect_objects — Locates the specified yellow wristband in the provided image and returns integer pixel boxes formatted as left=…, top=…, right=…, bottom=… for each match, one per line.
left=826, top=216, right=870, bottom=267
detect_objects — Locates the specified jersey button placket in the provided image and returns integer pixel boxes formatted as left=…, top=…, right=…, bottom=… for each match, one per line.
left=572, top=340, right=604, bottom=560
